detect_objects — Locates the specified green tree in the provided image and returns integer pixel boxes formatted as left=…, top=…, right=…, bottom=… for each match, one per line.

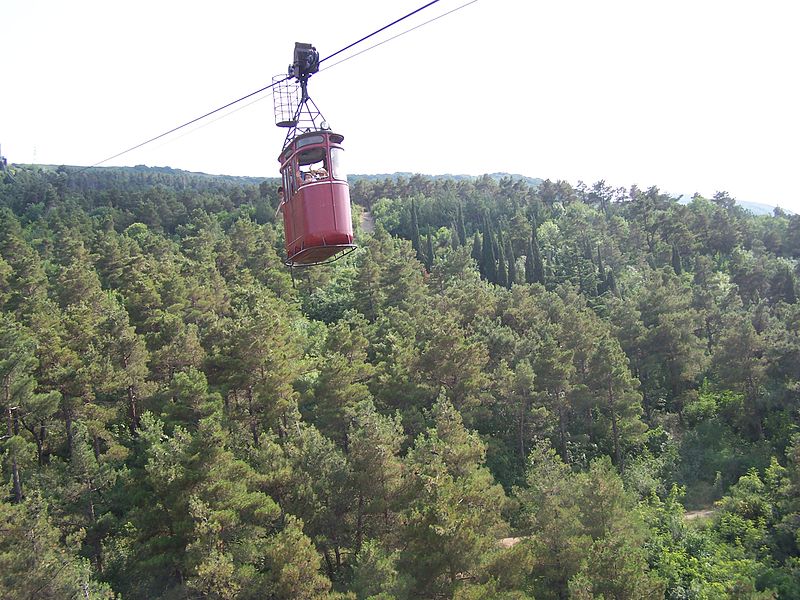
left=285, top=424, right=353, bottom=584
left=515, top=441, right=587, bottom=600
left=211, top=289, right=303, bottom=444
left=637, top=268, right=708, bottom=415
left=0, top=496, right=115, bottom=599
left=311, top=313, right=374, bottom=447
left=410, top=197, right=424, bottom=265
left=712, top=311, right=767, bottom=439
left=401, top=394, right=508, bottom=597
left=347, top=400, right=404, bottom=556
left=574, top=457, right=665, bottom=599
left=0, top=313, right=58, bottom=503
left=588, top=334, right=647, bottom=471
left=481, top=218, right=497, bottom=283
left=506, top=239, right=517, bottom=287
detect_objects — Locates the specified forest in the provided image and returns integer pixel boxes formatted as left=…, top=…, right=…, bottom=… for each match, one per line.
left=1, top=164, right=799, bottom=599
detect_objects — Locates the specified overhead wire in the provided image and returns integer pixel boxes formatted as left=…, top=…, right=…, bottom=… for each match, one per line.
left=166, top=0, right=478, bottom=147
left=80, top=0, right=476, bottom=171
left=151, top=90, right=278, bottom=151
left=319, top=0, right=479, bottom=74
left=80, top=78, right=290, bottom=172
left=318, top=0, right=442, bottom=65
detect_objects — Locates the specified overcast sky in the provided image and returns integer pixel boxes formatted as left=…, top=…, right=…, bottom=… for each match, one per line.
left=2, top=0, right=799, bottom=211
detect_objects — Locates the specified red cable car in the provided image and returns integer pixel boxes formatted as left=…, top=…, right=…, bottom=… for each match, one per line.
left=274, top=43, right=356, bottom=267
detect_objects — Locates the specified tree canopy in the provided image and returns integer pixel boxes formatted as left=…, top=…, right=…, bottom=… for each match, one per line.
left=1, top=165, right=799, bottom=598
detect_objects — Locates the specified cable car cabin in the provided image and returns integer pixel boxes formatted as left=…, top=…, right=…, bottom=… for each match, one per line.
left=278, top=130, right=355, bottom=267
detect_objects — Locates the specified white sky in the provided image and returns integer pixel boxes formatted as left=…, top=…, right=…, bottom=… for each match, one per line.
left=2, top=0, right=799, bottom=211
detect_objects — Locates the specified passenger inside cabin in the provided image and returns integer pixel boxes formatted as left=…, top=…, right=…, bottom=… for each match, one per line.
left=309, top=166, right=328, bottom=180
left=297, top=146, right=330, bottom=184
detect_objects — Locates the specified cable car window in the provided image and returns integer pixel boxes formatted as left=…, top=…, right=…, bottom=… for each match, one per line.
left=284, top=169, right=295, bottom=198
left=296, top=152, right=329, bottom=185
left=288, top=160, right=304, bottom=190
left=330, top=147, right=347, bottom=181
left=296, top=135, right=325, bottom=149
left=298, top=147, right=326, bottom=166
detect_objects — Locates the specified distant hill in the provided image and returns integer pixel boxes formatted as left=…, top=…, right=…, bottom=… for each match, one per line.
left=25, top=166, right=546, bottom=189
left=20, top=165, right=794, bottom=216
left=737, top=200, right=795, bottom=216
left=29, top=164, right=270, bottom=187
left=675, top=193, right=795, bottom=216
left=349, top=172, right=545, bottom=187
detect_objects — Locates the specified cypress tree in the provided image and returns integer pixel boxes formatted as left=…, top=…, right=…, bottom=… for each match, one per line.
left=450, top=225, right=460, bottom=252
left=426, top=232, right=435, bottom=271
left=481, top=223, right=497, bottom=283
left=410, top=198, right=424, bottom=265
left=596, top=244, right=604, bottom=275
left=494, top=227, right=504, bottom=270
left=471, top=232, right=482, bottom=266
left=506, top=239, right=516, bottom=287
left=671, top=244, right=682, bottom=275
left=605, top=267, right=617, bottom=295
left=530, top=219, right=545, bottom=284
left=497, top=240, right=508, bottom=288
left=525, top=238, right=535, bottom=284
left=456, top=203, right=467, bottom=246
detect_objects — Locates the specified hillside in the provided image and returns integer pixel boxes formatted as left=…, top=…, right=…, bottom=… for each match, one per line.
left=1, top=165, right=799, bottom=599
left=22, top=164, right=792, bottom=216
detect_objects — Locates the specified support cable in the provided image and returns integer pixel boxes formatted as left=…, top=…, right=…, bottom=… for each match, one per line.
left=81, top=0, right=475, bottom=170
left=319, top=0, right=441, bottom=64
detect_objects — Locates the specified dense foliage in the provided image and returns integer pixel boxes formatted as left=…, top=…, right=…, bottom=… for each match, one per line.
left=1, top=165, right=799, bottom=598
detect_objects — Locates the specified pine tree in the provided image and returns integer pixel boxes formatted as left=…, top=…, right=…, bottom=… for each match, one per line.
left=210, top=289, right=303, bottom=444
left=574, top=457, right=665, bottom=599
left=588, top=334, right=647, bottom=472
left=312, top=313, right=374, bottom=447
left=0, top=314, right=58, bottom=503
left=119, top=412, right=334, bottom=599
left=712, top=310, right=767, bottom=439
left=401, top=394, right=508, bottom=597
left=347, top=400, right=404, bottom=555
left=533, top=330, right=576, bottom=460
left=66, top=422, right=118, bottom=571
left=516, top=441, right=587, bottom=600
left=0, top=496, right=115, bottom=599
left=284, top=424, right=353, bottom=583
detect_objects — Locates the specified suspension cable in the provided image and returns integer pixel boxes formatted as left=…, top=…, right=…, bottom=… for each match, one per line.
left=80, top=78, right=290, bottom=171
left=320, top=0, right=479, bottom=73
left=81, top=0, right=473, bottom=171
left=319, top=0, right=442, bottom=64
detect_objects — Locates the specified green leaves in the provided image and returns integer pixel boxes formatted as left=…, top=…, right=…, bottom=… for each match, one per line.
left=3, top=166, right=800, bottom=599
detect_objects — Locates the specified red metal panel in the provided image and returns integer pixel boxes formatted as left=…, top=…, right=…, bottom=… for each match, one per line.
left=278, top=131, right=355, bottom=264
left=284, top=181, right=353, bottom=258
